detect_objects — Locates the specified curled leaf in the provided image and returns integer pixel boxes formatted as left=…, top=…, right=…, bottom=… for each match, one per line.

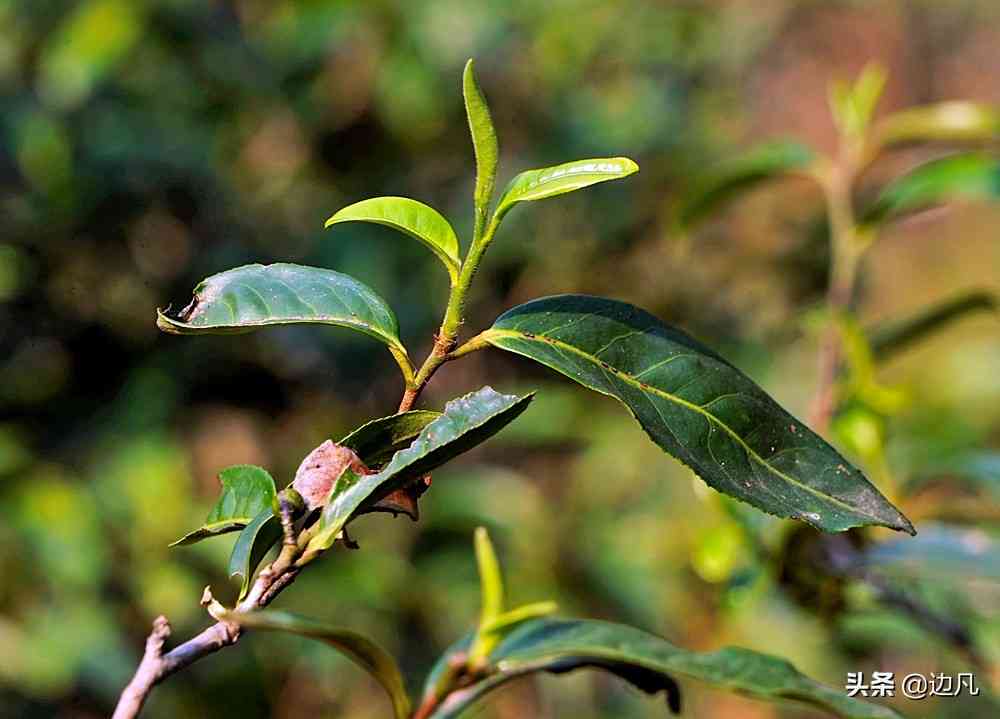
left=292, top=440, right=371, bottom=512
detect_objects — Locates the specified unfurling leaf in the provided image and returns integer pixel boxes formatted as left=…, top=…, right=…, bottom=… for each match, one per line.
left=474, top=527, right=504, bottom=627
left=229, top=507, right=282, bottom=600
left=862, top=153, right=1000, bottom=225
left=292, top=440, right=371, bottom=512
left=424, top=619, right=902, bottom=719
left=480, top=295, right=914, bottom=534
left=868, top=290, right=997, bottom=361
left=493, top=157, right=638, bottom=222
left=677, top=141, right=815, bottom=228
left=463, top=59, right=499, bottom=237
left=170, top=465, right=277, bottom=546
left=828, top=63, right=886, bottom=139
left=302, top=387, right=533, bottom=560
left=325, top=198, right=461, bottom=284
left=874, top=101, right=1000, bottom=148
left=228, top=609, right=411, bottom=719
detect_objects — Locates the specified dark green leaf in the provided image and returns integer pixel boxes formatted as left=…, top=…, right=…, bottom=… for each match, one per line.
left=170, top=465, right=277, bottom=546
left=228, top=507, right=282, bottom=600
left=302, top=387, right=533, bottom=559
left=425, top=619, right=901, bottom=719
left=463, top=59, right=499, bottom=236
left=863, top=153, right=1000, bottom=225
left=338, top=410, right=442, bottom=466
left=875, top=101, right=1000, bottom=148
left=868, top=290, right=996, bottom=361
left=325, top=198, right=461, bottom=284
left=494, top=158, right=638, bottom=221
left=677, top=141, right=815, bottom=228
left=156, top=263, right=406, bottom=356
left=228, top=609, right=410, bottom=719
left=482, top=295, right=913, bottom=534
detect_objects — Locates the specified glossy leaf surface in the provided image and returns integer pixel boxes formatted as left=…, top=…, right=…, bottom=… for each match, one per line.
left=868, top=290, right=996, bottom=361
left=302, top=387, right=533, bottom=558
left=157, top=263, right=406, bottom=355
left=494, top=158, right=638, bottom=221
left=482, top=295, right=913, bottom=534
left=863, top=153, right=1000, bottom=225
left=875, top=101, right=1000, bottom=148
left=426, top=619, right=901, bottom=719
left=170, top=465, right=277, bottom=546
left=463, top=59, right=499, bottom=232
left=677, top=141, right=815, bottom=228
left=338, top=410, right=441, bottom=466
left=228, top=507, right=282, bottom=600
left=325, top=198, right=461, bottom=284
left=230, top=609, right=410, bottom=719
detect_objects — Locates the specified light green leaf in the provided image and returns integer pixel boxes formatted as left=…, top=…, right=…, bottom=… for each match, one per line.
left=875, top=101, right=1000, bottom=148
left=677, top=141, right=815, bottom=228
left=228, top=507, right=282, bottom=600
left=829, top=63, right=886, bottom=139
left=863, top=153, right=1000, bottom=225
left=494, top=157, right=638, bottom=222
left=302, top=387, right=533, bottom=560
left=325, top=198, right=461, bottom=285
left=474, top=527, right=504, bottom=628
left=425, top=619, right=901, bottom=719
left=157, top=262, right=406, bottom=354
left=228, top=609, right=410, bottom=719
left=338, top=410, right=442, bottom=467
left=170, top=465, right=277, bottom=546
left=463, top=59, right=499, bottom=238
left=481, top=295, right=913, bottom=534
left=868, top=290, right=997, bottom=361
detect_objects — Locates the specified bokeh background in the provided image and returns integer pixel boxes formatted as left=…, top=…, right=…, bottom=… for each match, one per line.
left=1, top=1, right=998, bottom=718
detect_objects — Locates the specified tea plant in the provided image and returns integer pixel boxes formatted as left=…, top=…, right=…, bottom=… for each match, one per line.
left=111, top=60, right=969, bottom=719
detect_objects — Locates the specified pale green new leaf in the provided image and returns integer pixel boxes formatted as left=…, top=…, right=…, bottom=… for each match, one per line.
left=170, top=465, right=277, bottom=546
left=157, top=263, right=407, bottom=356
left=425, top=619, right=901, bottom=719
left=481, top=295, right=914, bottom=534
left=325, top=198, right=461, bottom=284
left=228, top=609, right=410, bottom=719
left=494, top=157, right=638, bottom=222
left=302, top=387, right=533, bottom=559
left=474, top=527, right=504, bottom=627
left=875, top=101, right=1000, bottom=148
left=863, top=153, right=1000, bottom=225
left=463, top=59, right=499, bottom=236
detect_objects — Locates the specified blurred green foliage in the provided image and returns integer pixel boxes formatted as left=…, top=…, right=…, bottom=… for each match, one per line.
left=1, top=1, right=998, bottom=717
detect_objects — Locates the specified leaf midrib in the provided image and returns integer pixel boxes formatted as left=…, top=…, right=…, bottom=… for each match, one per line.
left=484, top=328, right=886, bottom=524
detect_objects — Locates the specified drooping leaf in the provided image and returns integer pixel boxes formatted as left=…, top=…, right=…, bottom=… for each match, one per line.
left=170, top=465, right=277, bottom=546
left=677, top=141, right=815, bottom=228
left=228, top=609, right=410, bottom=719
left=867, top=290, right=997, bottom=361
left=874, top=101, right=1000, bottom=148
left=228, top=507, right=282, bottom=600
left=424, top=619, right=901, bottom=719
left=156, top=263, right=407, bottom=356
left=493, top=158, right=638, bottom=222
left=302, top=387, right=533, bottom=560
left=338, top=410, right=441, bottom=466
left=463, top=59, right=499, bottom=237
left=862, top=153, right=1000, bottom=225
left=481, top=295, right=913, bottom=534
left=325, top=198, right=461, bottom=284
